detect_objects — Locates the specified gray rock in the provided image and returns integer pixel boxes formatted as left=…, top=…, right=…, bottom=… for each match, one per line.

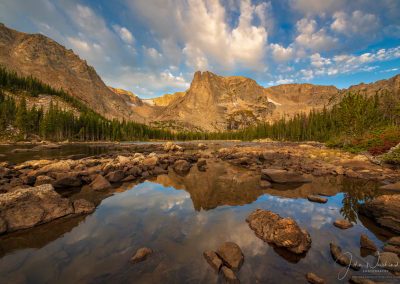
left=305, top=272, right=325, bottom=284
left=203, top=250, right=223, bottom=272
left=330, top=243, right=360, bottom=270
left=246, top=209, right=311, bottom=254
left=131, top=247, right=153, bottom=264
left=0, top=184, right=75, bottom=233
left=216, top=242, right=244, bottom=271
left=333, top=219, right=353, bottom=229
left=307, top=195, right=327, bottom=204
left=261, top=169, right=311, bottom=184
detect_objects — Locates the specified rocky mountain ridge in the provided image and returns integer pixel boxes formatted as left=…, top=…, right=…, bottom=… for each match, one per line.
left=1, top=23, right=399, bottom=132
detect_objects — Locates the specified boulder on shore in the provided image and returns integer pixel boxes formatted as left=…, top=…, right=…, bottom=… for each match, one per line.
left=0, top=184, right=94, bottom=234
left=246, top=209, right=311, bottom=254
left=359, top=194, right=400, bottom=233
left=261, top=169, right=311, bottom=184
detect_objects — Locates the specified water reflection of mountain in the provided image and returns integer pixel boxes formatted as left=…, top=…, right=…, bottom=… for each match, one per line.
left=152, top=160, right=271, bottom=211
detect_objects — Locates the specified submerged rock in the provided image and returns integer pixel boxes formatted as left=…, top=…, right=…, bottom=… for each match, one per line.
left=360, top=234, right=377, bottom=252
left=261, top=169, right=311, bottom=184
left=173, top=160, right=191, bottom=176
left=359, top=194, right=400, bottom=233
left=197, top=159, right=207, bottom=172
left=0, top=184, right=77, bottom=233
left=203, top=250, right=223, bottom=272
left=221, top=266, right=239, bottom=284
left=216, top=242, right=244, bottom=271
left=260, top=180, right=271, bottom=188
left=307, top=195, right=327, bottom=204
left=246, top=209, right=311, bottom=254
left=349, top=276, right=377, bottom=284
left=333, top=219, right=353, bottom=229
left=89, top=175, right=111, bottom=191
left=131, top=247, right=153, bottom=264
left=330, top=243, right=360, bottom=270
left=305, top=272, right=325, bottom=284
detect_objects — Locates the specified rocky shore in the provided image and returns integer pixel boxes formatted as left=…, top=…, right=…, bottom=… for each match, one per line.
left=0, top=141, right=399, bottom=238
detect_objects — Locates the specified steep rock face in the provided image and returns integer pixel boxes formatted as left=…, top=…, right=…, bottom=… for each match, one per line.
left=265, top=83, right=340, bottom=120
left=348, top=74, right=400, bottom=96
left=143, top=92, right=186, bottom=107
left=0, top=23, right=138, bottom=121
left=108, top=87, right=143, bottom=107
left=153, top=71, right=275, bottom=131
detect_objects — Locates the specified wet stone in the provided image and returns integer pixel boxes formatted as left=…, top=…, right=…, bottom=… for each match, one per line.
left=203, top=250, right=222, bottom=272
left=305, top=272, right=325, bottom=284
left=333, top=219, right=353, bottom=229
left=131, top=247, right=153, bottom=264
left=307, top=195, right=327, bottom=204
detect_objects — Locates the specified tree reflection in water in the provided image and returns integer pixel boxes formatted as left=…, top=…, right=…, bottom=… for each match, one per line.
left=340, top=178, right=379, bottom=223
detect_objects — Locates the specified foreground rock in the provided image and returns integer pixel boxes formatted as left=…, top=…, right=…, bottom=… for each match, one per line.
left=359, top=194, right=400, bottom=233
left=246, top=209, right=311, bottom=254
left=89, top=175, right=111, bottom=191
left=197, top=159, right=207, bottom=172
left=261, top=169, right=311, bottom=184
left=173, top=160, right=192, bottom=176
left=305, top=272, right=325, bottom=284
left=216, top=242, right=244, bottom=271
left=131, top=247, right=153, bottom=264
left=333, top=219, right=353, bottom=229
left=203, top=250, right=223, bottom=272
left=330, top=243, right=360, bottom=270
left=0, top=184, right=94, bottom=233
left=307, top=195, right=327, bottom=204
left=360, top=234, right=377, bottom=252
left=349, top=276, right=377, bottom=284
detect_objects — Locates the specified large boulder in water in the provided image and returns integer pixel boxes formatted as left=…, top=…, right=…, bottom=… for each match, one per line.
left=0, top=184, right=93, bottom=233
left=246, top=209, right=311, bottom=254
left=216, top=242, right=244, bottom=271
left=261, top=169, right=311, bottom=184
left=359, top=194, right=400, bottom=233
left=173, top=160, right=192, bottom=176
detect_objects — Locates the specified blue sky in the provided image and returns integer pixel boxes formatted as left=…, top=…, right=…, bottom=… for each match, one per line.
left=0, top=0, right=399, bottom=98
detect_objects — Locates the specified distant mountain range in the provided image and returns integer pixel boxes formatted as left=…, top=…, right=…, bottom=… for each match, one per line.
left=1, top=23, right=399, bottom=131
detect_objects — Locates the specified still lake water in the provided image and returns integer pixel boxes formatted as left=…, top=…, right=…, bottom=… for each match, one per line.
left=0, top=160, right=396, bottom=283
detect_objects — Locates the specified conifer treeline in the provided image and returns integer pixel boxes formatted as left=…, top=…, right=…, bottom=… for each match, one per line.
left=0, top=67, right=175, bottom=141
left=1, top=66, right=399, bottom=142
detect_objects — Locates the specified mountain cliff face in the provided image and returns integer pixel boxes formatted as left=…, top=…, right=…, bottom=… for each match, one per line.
left=347, top=74, right=400, bottom=96
left=0, top=23, right=139, bottom=121
left=147, top=71, right=275, bottom=131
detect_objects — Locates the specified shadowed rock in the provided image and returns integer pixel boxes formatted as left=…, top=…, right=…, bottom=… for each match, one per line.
left=359, top=194, right=400, bottom=233
left=261, top=169, right=311, bottom=184
left=330, top=243, right=360, bottom=270
left=89, top=175, right=111, bottom=191
left=360, top=234, right=377, bottom=252
left=203, top=250, right=223, bottom=272
left=173, top=160, right=192, bottom=176
left=246, top=209, right=311, bottom=254
left=221, top=266, right=239, bottom=284
left=216, top=242, right=244, bottom=271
